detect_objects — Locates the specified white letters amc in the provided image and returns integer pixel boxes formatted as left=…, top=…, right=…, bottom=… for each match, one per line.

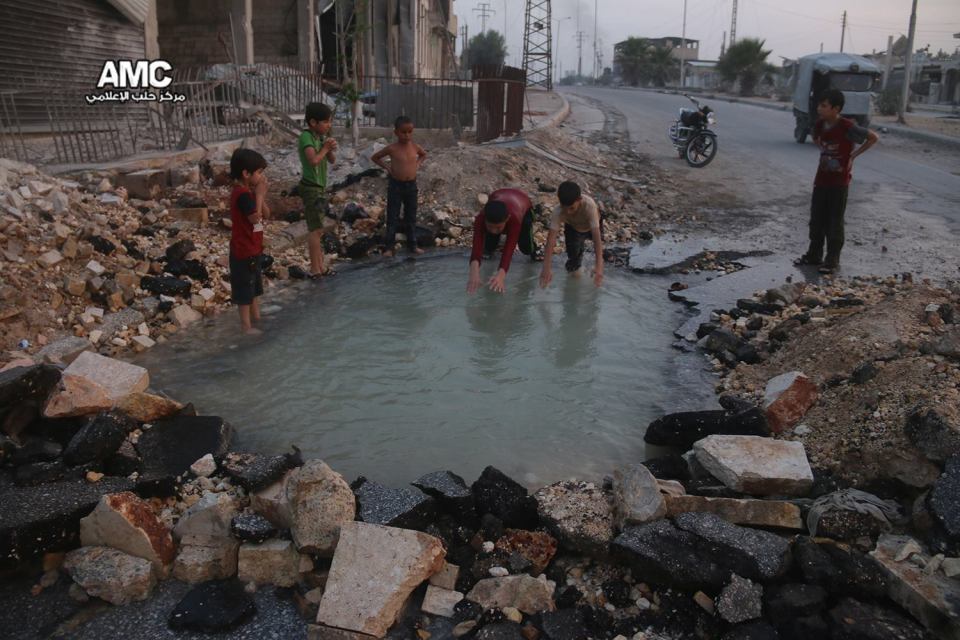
left=96, top=60, right=173, bottom=89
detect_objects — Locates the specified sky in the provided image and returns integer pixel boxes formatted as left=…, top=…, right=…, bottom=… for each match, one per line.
left=455, top=0, right=960, bottom=76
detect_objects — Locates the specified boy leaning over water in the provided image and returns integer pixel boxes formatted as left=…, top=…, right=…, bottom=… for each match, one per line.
left=229, top=148, right=271, bottom=335
left=539, top=181, right=604, bottom=288
left=371, top=115, right=427, bottom=256
left=299, top=102, right=338, bottom=278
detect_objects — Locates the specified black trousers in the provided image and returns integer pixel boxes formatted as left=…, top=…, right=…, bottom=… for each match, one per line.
left=807, top=186, right=848, bottom=266
left=483, top=208, right=538, bottom=258
left=384, top=177, right=418, bottom=250
left=563, top=220, right=604, bottom=272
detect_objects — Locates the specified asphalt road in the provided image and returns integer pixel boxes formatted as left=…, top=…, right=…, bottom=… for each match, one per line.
left=563, top=87, right=960, bottom=282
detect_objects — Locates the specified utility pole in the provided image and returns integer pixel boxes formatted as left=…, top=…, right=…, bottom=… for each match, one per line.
left=554, top=15, right=571, bottom=85
left=721, top=31, right=726, bottom=57
left=840, top=10, right=847, bottom=52
left=882, top=34, right=894, bottom=90
left=523, top=0, right=553, bottom=89
left=898, top=0, right=918, bottom=124
left=473, top=2, right=495, bottom=34
left=591, top=0, right=597, bottom=79
left=730, top=0, right=738, bottom=46
left=576, top=30, right=586, bottom=77
left=504, top=0, right=508, bottom=45
left=680, top=0, right=688, bottom=88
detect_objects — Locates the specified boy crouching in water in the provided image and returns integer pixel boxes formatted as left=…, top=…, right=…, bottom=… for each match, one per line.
left=371, top=115, right=427, bottom=256
left=539, top=181, right=604, bottom=288
left=229, top=148, right=271, bottom=335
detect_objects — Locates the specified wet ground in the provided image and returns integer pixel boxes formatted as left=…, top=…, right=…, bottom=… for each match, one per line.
left=563, top=87, right=960, bottom=284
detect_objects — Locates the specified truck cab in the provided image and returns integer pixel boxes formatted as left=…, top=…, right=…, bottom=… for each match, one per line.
left=791, top=53, right=882, bottom=143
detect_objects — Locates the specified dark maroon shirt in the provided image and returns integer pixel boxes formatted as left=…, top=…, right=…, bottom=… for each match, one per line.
left=469, top=188, right=532, bottom=272
left=813, top=117, right=868, bottom=188
left=230, top=185, right=262, bottom=259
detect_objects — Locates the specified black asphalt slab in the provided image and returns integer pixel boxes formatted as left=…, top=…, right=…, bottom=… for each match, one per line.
left=0, top=573, right=307, bottom=640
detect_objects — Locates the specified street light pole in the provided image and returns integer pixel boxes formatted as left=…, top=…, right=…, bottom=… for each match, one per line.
left=555, top=17, right=572, bottom=85
left=593, top=0, right=599, bottom=80
left=680, top=0, right=688, bottom=88
left=898, top=0, right=918, bottom=124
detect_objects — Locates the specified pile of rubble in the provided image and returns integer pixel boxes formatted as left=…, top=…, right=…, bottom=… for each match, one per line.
left=1, top=122, right=703, bottom=363
left=673, top=273, right=960, bottom=490
left=2, top=353, right=957, bottom=639
left=0, top=157, right=305, bottom=363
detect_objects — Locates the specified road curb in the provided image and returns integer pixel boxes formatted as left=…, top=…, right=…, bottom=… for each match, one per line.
left=529, top=91, right=571, bottom=131
left=587, top=86, right=960, bottom=148
left=871, top=122, right=960, bottom=148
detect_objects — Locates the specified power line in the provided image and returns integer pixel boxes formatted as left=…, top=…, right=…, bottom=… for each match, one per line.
left=730, top=0, right=738, bottom=46
left=523, top=0, right=553, bottom=89
left=576, top=30, right=587, bottom=77
left=473, top=2, right=495, bottom=34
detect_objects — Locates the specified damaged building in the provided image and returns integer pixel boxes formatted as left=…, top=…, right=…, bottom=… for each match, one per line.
left=0, top=1, right=458, bottom=92
left=0, top=0, right=486, bottom=164
left=156, top=0, right=458, bottom=79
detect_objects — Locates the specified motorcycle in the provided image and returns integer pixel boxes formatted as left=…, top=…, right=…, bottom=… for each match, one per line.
left=668, top=94, right=718, bottom=168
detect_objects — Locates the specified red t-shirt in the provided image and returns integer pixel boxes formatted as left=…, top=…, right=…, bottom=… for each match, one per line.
left=813, top=117, right=868, bottom=188
left=230, top=185, right=262, bottom=259
left=470, top=188, right=531, bottom=273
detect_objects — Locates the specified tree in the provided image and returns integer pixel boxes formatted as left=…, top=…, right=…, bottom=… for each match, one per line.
left=463, top=31, right=507, bottom=68
left=645, top=46, right=679, bottom=87
left=717, top=38, right=776, bottom=96
left=616, top=37, right=648, bottom=86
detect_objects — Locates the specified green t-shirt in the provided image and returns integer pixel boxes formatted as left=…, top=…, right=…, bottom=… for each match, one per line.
left=298, top=130, right=328, bottom=189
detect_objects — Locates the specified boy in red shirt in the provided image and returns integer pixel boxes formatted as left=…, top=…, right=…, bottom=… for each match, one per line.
left=795, top=88, right=878, bottom=274
left=229, top=148, right=271, bottom=335
left=466, top=189, right=541, bottom=294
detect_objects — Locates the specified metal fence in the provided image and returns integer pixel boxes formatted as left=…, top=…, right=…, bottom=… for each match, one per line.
left=0, top=62, right=507, bottom=165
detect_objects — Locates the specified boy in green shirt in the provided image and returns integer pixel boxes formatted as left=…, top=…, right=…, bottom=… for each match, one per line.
left=298, top=102, right=338, bottom=277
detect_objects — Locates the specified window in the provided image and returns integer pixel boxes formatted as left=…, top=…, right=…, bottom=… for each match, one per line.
left=829, top=73, right=877, bottom=92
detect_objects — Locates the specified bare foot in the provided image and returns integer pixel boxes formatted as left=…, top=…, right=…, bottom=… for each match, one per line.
left=410, top=247, right=425, bottom=255
left=382, top=249, right=395, bottom=257
left=242, top=327, right=263, bottom=336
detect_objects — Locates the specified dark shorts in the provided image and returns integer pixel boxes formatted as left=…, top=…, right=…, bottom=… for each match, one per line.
left=300, top=183, right=332, bottom=233
left=230, top=254, right=264, bottom=305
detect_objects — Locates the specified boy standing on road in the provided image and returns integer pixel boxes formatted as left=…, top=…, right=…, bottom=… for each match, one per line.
left=539, top=181, right=604, bottom=288
left=795, top=88, right=879, bottom=274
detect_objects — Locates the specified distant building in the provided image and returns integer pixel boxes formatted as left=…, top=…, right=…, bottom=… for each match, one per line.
left=646, top=37, right=700, bottom=62
left=157, top=0, right=458, bottom=79
left=682, top=60, right=720, bottom=90
left=613, top=36, right=699, bottom=78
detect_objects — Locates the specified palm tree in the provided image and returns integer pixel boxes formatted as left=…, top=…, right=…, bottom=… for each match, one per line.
left=616, top=37, right=649, bottom=86
left=717, top=38, right=777, bottom=96
left=645, top=46, right=679, bottom=87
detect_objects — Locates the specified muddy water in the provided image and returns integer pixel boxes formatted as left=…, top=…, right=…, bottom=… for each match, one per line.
left=137, top=254, right=714, bottom=487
